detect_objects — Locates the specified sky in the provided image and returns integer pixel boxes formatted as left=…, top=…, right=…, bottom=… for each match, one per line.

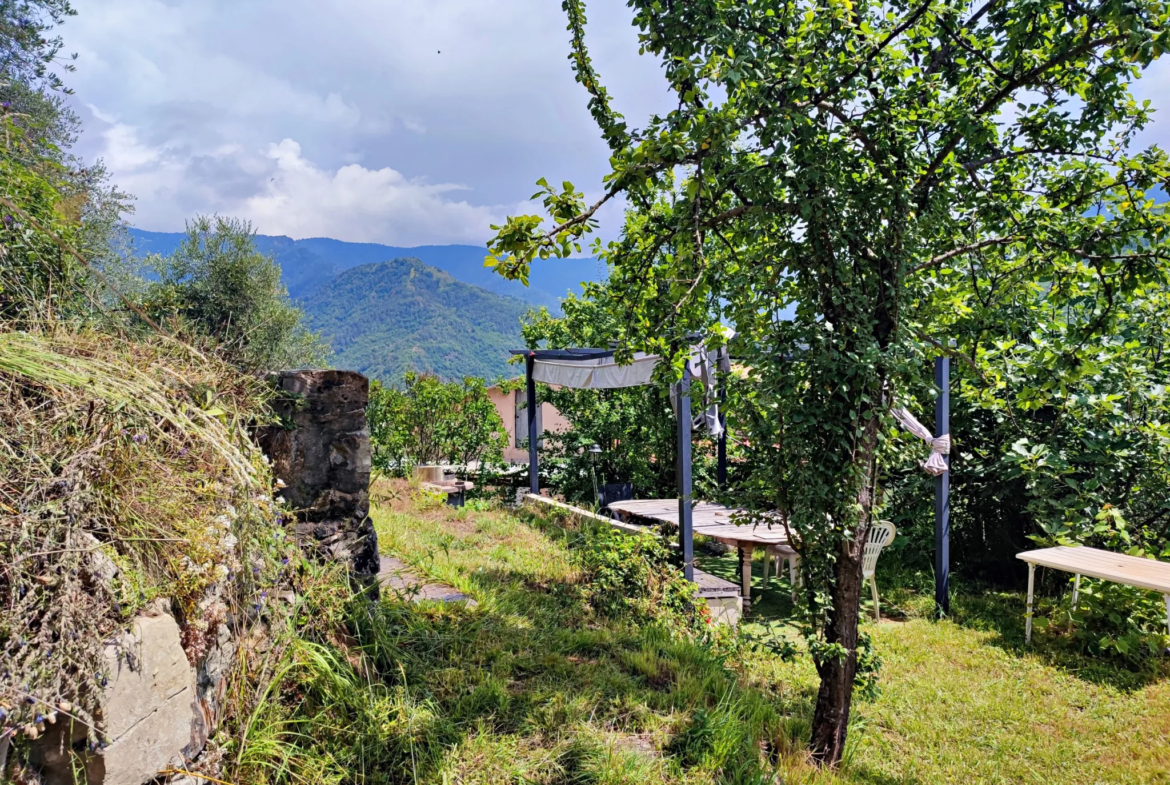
left=61, top=0, right=1170, bottom=248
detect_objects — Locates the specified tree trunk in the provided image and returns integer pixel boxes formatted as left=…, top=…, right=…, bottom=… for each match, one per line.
left=809, top=403, right=880, bottom=766
left=808, top=540, right=865, bottom=764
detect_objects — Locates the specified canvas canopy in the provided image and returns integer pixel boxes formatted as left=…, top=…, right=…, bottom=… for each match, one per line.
left=530, top=351, right=660, bottom=389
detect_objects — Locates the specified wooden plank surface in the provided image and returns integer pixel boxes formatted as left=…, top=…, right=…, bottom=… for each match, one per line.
left=1017, top=546, right=1170, bottom=594
left=608, top=498, right=793, bottom=548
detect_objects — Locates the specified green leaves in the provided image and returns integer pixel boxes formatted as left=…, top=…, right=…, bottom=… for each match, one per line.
left=484, top=179, right=595, bottom=286
left=484, top=0, right=1170, bottom=756
left=367, top=374, right=508, bottom=475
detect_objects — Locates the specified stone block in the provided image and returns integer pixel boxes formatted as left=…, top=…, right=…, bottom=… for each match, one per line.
left=257, top=369, right=378, bottom=593
left=29, top=602, right=200, bottom=785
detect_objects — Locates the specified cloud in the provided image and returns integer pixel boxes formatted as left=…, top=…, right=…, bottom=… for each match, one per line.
left=61, top=0, right=671, bottom=245
left=240, top=139, right=503, bottom=245
left=60, top=0, right=1170, bottom=247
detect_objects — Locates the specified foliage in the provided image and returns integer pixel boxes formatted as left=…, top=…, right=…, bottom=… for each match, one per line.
left=0, top=113, right=86, bottom=322
left=486, top=0, right=1170, bottom=763
left=368, top=372, right=507, bottom=475
left=0, top=0, right=76, bottom=94
left=571, top=520, right=699, bottom=625
left=143, top=215, right=328, bottom=371
left=301, top=257, right=529, bottom=383
left=0, top=0, right=135, bottom=328
left=0, top=328, right=292, bottom=757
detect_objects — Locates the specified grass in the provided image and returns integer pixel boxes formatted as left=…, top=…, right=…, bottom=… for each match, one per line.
left=363, top=480, right=1170, bottom=785
left=0, top=328, right=286, bottom=756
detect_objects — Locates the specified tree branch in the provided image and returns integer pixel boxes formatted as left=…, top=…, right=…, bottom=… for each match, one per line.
left=909, top=236, right=1024, bottom=273
left=915, top=33, right=1125, bottom=199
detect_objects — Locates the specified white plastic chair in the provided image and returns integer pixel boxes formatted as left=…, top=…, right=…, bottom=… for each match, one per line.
left=864, top=520, right=896, bottom=620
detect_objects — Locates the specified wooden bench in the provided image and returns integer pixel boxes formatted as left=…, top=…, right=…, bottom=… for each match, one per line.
left=1016, top=546, right=1170, bottom=643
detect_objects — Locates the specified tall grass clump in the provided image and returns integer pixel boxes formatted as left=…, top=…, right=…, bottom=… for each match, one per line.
left=0, top=327, right=293, bottom=753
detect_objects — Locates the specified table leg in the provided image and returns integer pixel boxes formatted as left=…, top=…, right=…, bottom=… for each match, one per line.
left=762, top=552, right=770, bottom=588
left=1025, top=563, right=1036, bottom=643
left=1163, top=595, right=1170, bottom=638
left=1072, top=574, right=1081, bottom=608
left=739, top=546, right=752, bottom=613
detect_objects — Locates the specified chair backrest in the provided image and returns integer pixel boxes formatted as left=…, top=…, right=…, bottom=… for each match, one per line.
left=862, top=520, right=896, bottom=579
left=599, top=482, right=634, bottom=509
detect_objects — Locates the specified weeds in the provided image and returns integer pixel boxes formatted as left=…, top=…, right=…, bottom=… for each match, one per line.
left=0, top=327, right=290, bottom=755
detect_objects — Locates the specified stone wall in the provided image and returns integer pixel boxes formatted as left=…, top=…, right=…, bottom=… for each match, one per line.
left=257, top=369, right=379, bottom=593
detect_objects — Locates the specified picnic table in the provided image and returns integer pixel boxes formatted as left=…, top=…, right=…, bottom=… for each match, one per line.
left=1017, top=546, right=1170, bottom=643
left=607, top=498, right=798, bottom=611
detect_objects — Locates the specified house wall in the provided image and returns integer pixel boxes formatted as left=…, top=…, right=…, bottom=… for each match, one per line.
left=487, top=381, right=570, bottom=464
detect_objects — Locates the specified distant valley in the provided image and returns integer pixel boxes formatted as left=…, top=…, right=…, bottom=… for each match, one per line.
left=129, top=228, right=605, bottom=382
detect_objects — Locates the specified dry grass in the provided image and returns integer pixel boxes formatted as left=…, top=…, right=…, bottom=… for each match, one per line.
left=0, top=327, right=292, bottom=750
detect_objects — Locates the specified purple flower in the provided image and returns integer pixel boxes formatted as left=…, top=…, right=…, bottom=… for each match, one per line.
left=178, top=447, right=188, bottom=457
left=281, top=557, right=290, bottom=565
left=1, top=102, right=9, bottom=109
left=133, top=434, right=147, bottom=444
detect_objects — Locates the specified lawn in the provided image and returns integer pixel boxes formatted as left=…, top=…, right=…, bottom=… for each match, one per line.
left=368, top=480, right=1170, bottom=785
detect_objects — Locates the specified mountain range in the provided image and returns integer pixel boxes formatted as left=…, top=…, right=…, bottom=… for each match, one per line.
left=128, top=228, right=601, bottom=382
left=128, top=228, right=604, bottom=308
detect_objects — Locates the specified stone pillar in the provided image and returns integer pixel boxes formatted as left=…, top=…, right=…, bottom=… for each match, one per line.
left=257, top=370, right=378, bottom=595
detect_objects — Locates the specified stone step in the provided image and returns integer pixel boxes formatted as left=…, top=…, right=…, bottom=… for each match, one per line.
left=377, top=556, right=477, bottom=606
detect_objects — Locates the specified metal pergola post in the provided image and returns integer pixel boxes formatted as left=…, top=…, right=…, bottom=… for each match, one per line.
left=526, top=352, right=539, bottom=495
left=717, top=382, right=727, bottom=488
left=934, top=356, right=951, bottom=616
left=676, top=363, right=695, bottom=581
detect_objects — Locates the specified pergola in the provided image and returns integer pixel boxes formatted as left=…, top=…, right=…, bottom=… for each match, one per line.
left=514, top=346, right=955, bottom=614
left=513, top=346, right=727, bottom=581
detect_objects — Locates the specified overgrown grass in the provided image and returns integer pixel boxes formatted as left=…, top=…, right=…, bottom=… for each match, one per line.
left=0, top=327, right=289, bottom=755
left=234, top=483, right=1169, bottom=784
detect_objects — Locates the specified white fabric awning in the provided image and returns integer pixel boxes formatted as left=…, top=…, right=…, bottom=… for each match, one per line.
left=532, top=352, right=660, bottom=389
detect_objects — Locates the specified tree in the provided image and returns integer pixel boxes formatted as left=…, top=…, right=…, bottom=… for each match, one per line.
left=145, top=215, right=328, bottom=370
left=0, top=0, right=135, bottom=326
left=367, top=373, right=507, bottom=475
left=487, top=0, right=1170, bottom=765
left=0, top=1, right=76, bottom=94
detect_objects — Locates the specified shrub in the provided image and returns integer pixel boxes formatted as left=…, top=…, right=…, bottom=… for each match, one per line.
left=571, top=522, right=697, bottom=626
left=143, top=215, right=328, bottom=371
left=367, top=372, right=507, bottom=476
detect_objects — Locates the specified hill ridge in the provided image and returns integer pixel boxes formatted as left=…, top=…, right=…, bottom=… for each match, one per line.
left=301, top=256, right=530, bottom=383
left=127, top=227, right=603, bottom=307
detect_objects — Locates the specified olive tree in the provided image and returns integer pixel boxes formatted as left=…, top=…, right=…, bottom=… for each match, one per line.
left=487, top=0, right=1170, bottom=765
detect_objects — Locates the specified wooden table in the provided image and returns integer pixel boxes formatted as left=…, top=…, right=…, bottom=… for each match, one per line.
left=1017, top=546, right=1170, bottom=642
left=607, top=498, right=799, bottom=611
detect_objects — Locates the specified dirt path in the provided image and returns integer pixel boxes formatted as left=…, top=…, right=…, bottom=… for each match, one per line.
left=377, top=555, right=477, bottom=606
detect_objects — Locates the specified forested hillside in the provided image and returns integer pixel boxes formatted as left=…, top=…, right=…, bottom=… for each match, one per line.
left=302, top=257, right=529, bottom=382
